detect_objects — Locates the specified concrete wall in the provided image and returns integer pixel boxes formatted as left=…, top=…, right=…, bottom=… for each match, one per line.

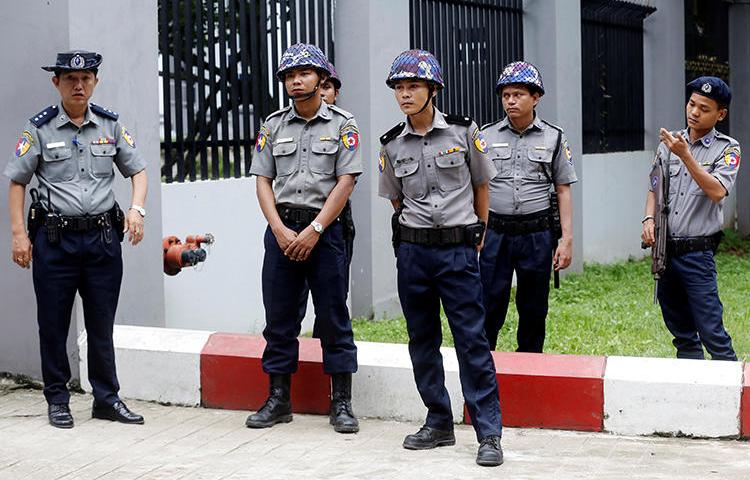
left=729, top=0, right=750, bottom=235
left=0, top=0, right=164, bottom=379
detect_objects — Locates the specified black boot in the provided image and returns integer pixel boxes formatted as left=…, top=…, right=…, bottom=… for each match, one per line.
left=245, top=374, right=292, bottom=428
left=329, top=373, right=359, bottom=433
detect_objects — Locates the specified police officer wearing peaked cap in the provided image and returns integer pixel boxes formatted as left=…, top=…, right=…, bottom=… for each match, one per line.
left=246, top=43, right=362, bottom=434
left=379, top=49, right=503, bottom=467
left=5, top=50, right=148, bottom=428
left=479, top=61, right=578, bottom=354
left=641, top=76, right=739, bottom=361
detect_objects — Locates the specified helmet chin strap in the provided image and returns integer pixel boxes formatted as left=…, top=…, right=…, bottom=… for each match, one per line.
left=290, top=78, right=322, bottom=102
left=409, top=85, right=435, bottom=118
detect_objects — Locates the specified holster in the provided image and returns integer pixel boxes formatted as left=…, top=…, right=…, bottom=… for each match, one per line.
left=464, top=221, right=486, bottom=247
left=391, top=208, right=402, bottom=256
left=111, top=202, right=125, bottom=242
left=27, top=189, right=45, bottom=243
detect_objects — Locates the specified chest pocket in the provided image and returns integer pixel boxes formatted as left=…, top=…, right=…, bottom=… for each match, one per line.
left=491, top=145, right=512, bottom=178
left=272, top=142, right=299, bottom=176
left=41, top=145, right=75, bottom=182
left=309, top=140, right=338, bottom=175
left=90, top=144, right=116, bottom=178
left=434, top=150, right=468, bottom=192
left=524, top=148, right=552, bottom=182
left=394, top=157, right=426, bottom=198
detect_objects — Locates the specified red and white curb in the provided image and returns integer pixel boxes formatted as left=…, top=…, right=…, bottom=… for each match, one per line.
left=78, top=326, right=750, bottom=438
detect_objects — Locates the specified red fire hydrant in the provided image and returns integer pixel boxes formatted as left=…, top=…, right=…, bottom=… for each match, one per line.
left=163, top=234, right=215, bottom=276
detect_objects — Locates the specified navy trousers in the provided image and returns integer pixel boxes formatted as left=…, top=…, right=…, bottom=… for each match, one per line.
left=32, top=227, right=123, bottom=406
left=657, top=250, right=736, bottom=361
left=261, top=221, right=357, bottom=374
left=480, top=228, right=553, bottom=352
left=397, top=241, right=502, bottom=440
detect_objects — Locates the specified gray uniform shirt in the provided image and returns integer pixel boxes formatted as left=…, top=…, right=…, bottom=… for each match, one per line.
left=378, top=108, right=496, bottom=229
left=481, top=115, right=578, bottom=215
left=249, top=101, right=363, bottom=210
left=4, top=103, right=146, bottom=216
left=649, top=128, right=741, bottom=237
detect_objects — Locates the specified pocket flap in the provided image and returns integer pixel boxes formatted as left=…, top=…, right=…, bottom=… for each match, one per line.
left=435, top=151, right=466, bottom=168
left=42, top=147, right=72, bottom=162
left=527, top=148, right=552, bottom=163
left=91, top=144, right=116, bottom=156
left=491, top=145, right=511, bottom=159
left=311, top=140, right=339, bottom=155
left=394, top=159, right=419, bottom=178
left=272, top=142, right=298, bottom=156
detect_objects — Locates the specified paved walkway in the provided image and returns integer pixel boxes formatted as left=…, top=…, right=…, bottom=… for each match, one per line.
left=1, top=386, right=748, bottom=480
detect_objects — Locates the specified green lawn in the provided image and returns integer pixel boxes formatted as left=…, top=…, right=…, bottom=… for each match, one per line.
left=352, top=229, right=750, bottom=361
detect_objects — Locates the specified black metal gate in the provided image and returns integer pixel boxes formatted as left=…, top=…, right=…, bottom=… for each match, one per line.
left=409, top=0, right=524, bottom=127
left=159, top=0, right=335, bottom=183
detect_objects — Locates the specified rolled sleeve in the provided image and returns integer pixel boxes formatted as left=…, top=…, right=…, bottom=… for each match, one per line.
left=378, top=146, right=401, bottom=200
left=249, top=123, right=275, bottom=178
left=335, top=118, right=364, bottom=177
left=4, top=123, right=40, bottom=185
left=114, top=123, right=147, bottom=177
left=712, top=142, right=741, bottom=195
left=552, top=132, right=578, bottom=185
left=466, top=123, right=496, bottom=185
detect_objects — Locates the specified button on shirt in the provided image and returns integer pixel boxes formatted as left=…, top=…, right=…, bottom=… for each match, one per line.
left=4, top=104, right=146, bottom=216
left=249, top=101, right=363, bottom=210
left=481, top=115, right=577, bottom=215
left=378, top=108, right=496, bottom=229
left=649, top=128, right=741, bottom=237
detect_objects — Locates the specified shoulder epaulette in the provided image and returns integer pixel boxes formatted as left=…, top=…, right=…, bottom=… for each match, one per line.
left=29, top=105, right=59, bottom=128
left=265, top=105, right=291, bottom=122
left=89, top=103, right=119, bottom=121
left=444, top=114, right=472, bottom=127
left=380, top=122, right=405, bottom=145
left=714, top=131, right=736, bottom=144
left=480, top=119, right=502, bottom=131
left=540, top=119, right=563, bottom=133
left=329, top=104, right=354, bottom=120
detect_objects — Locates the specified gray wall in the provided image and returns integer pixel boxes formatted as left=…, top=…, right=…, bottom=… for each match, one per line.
left=729, top=0, right=750, bottom=234
left=0, top=0, right=164, bottom=379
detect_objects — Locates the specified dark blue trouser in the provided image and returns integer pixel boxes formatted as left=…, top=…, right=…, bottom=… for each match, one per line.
left=397, top=241, right=502, bottom=440
left=480, top=228, right=553, bottom=352
left=657, top=250, right=736, bottom=361
left=261, top=221, right=357, bottom=374
left=32, top=227, right=123, bottom=406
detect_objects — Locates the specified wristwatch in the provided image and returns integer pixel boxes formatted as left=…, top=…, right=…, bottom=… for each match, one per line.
left=311, top=221, right=324, bottom=234
left=641, top=215, right=654, bottom=224
left=130, top=205, right=146, bottom=217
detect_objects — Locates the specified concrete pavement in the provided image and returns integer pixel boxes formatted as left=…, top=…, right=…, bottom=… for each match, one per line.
left=1, top=385, right=748, bottom=480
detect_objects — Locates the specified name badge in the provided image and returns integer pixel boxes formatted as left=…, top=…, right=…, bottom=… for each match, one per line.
left=275, top=137, right=294, bottom=144
left=46, top=141, right=66, bottom=149
left=319, top=136, right=333, bottom=141
left=491, top=142, right=509, bottom=148
left=534, top=146, right=547, bottom=150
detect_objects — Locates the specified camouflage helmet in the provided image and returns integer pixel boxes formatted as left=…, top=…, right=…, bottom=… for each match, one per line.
left=276, top=43, right=331, bottom=81
left=325, top=60, right=341, bottom=89
left=496, top=61, right=545, bottom=95
left=386, top=49, right=444, bottom=89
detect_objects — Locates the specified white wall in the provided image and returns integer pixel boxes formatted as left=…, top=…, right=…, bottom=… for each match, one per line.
left=161, top=178, right=316, bottom=333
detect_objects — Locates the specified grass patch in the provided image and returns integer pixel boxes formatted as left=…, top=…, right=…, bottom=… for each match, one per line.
left=353, top=229, right=750, bottom=361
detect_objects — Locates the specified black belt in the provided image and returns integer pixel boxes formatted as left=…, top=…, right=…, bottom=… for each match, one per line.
left=43, top=212, right=112, bottom=232
left=399, top=225, right=466, bottom=246
left=667, top=232, right=723, bottom=257
left=487, top=210, right=551, bottom=236
left=277, top=206, right=320, bottom=225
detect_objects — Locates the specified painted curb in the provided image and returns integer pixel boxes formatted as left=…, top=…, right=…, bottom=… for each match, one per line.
left=741, top=363, right=750, bottom=438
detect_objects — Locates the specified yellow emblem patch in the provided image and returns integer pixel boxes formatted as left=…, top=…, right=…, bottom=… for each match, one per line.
left=121, top=128, right=136, bottom=148
left=378, top=149, right=386, bottom=173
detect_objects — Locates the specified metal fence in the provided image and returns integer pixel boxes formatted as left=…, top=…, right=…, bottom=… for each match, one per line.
left=409, top=0, right=523, bottom=128
left=581, top=0, right=656, bottom=154
left=159, top=0, right=335, bottom=183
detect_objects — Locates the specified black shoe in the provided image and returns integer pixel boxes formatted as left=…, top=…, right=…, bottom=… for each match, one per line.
left=476, top=435, right=504, bottom=467
left=403, top=425, right=456, bottom=450
left=48, top=404, right=74, bottom=429
left=246, top=374, right=293, bottom=428
left=92, top=400, right=145, bottom=424
left=329, top=373, right=359, bottom=434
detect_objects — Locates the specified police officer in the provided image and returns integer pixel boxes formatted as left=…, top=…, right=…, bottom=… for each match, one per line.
left=641, top=76, right=739, bottom=361
left=479, top=62, right=577, bottom=353
left=246, top=44, right=362, bottom=433
left=5, top=50, right=147, bottom=428
left=379, top=49, right=503, bottom=467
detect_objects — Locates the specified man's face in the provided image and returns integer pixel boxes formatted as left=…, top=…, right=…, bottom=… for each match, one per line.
left=52, top=71, right=98, bottom=108
left=319, top=79, right=339, bottom=105
left=500, top=85, right=540, bottom=120
left=686, top=92, right=726, bottom=132
left=283, top=67, right=320, bottom=97
left=393, top=80, right=433, bottom=115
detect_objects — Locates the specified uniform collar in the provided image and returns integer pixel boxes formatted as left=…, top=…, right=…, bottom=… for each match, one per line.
left=499, top=114, right=542, bottom=134
left=399, top=107, right=449, bottom=137
left=55, top=103, right=99, bottom=129
left=284, top=100, right=332, bottom=123
left=685, top=127, right=716, bottom=148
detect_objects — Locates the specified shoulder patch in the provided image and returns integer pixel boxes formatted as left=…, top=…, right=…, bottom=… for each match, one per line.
left=722, top=145, right=741, bottom=170
left=540, top=119, right=563, bottom=134
left=380, top=122, right=405, bottom=145
left=89, top=103, right=119, bottom=120
left=29, top=105, right=58, bottom=128
left=265, top=106, right=291, bottom=122
left=329, top=104, right=354, bottom=120
left=444, top=114, right=472, bottom=127
left=480, top=119, right=501, bottom=131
